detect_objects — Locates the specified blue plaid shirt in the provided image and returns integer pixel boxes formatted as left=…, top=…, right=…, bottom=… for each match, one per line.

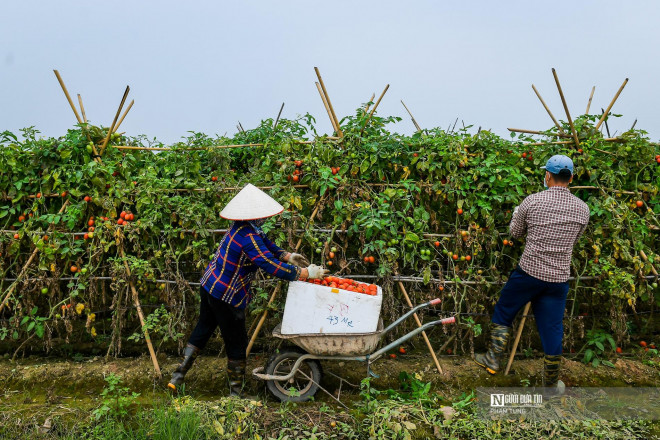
left=200, top=221, right=301, bottom=308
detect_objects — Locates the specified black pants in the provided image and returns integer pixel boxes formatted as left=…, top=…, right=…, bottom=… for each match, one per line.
left=188, top=287, right=248, bottom=360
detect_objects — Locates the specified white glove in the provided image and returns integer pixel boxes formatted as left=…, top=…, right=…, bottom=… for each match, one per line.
left=306, top=264, right=329, bottom=280
left=288, top=252, right=310, bottom=267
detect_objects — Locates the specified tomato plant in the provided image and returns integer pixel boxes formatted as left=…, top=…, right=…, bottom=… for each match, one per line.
left=0, top=110, right=657, bottom=354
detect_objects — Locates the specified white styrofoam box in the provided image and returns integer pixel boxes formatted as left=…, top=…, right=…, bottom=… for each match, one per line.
left=280, top=281, right=383, bottom=335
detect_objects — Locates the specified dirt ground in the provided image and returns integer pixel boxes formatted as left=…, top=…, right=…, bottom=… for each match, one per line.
left=1, top=351, right=658, bottom=405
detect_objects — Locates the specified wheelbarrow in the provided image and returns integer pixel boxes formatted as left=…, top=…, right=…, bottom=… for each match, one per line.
left=253, top=298, right=455, bottom=402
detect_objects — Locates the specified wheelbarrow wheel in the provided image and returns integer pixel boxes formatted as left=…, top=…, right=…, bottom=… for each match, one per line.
left=265, top=349, right=322, bottom=402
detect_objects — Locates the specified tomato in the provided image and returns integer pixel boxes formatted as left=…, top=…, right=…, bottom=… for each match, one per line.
left=368, top=256, right=375, bottom=263
left=18, top=215, right=25, bottom=222
left=465, top=255, right=472, bottom=261
left=128, top=213, right=134, bottom=221
left=327, top=261, right=333, bottom=266
left=61, top=191, right=67, bottom=197
left=452, top=254, right=459, bottom=260
left=71, top=266, right=78, bottom=273
left=211, top=176, right=218, bottom=181
left=88, top=219, right=95, bottom=227
left=636, top=200, right=644, bottom=208
left=88, top=226, right=95, bottom=232
left=640, top=341, right=647, bottom=347
left=438, top=285, right=444, bottom=291
left=84, top=233, right=89, bottom=240
left=292, top=175, right=299, bottom=182
left=616, top=347, right=622, bottom=353
left=120, top=211, right=127, bottom=219
left=399, top=347, right=406, bottom=354
left=332, top=167, right=338, bottom=175
left=363, top=256, right=369, bottom=263
left=328, top=251, right=335, bottom=259
left=502, top=239, right=509, bottom=246
left=84, top=196, right=91, bottom=202
left=457, top=208, right=463, bottom=215
left=522, top=152, right=527, bottom=158
left=389, top=354, right=397, bottom=359
left=13, top=233, right=19, bottom=239
left=117, top=218, right=124, bottom=225
left=43, top=235, right=48, bottom=241
left=36, top=192, right=42, bottom=198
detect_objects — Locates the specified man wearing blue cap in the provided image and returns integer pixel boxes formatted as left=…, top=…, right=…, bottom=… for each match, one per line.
left=474, top=155, right=590, bottom=393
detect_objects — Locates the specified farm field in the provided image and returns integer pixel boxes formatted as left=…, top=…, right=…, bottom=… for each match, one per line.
left=1, top=97, right=659, bottom=438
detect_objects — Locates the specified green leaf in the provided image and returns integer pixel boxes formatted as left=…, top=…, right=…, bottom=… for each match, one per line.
left=27, top=321, right=35, bottom=332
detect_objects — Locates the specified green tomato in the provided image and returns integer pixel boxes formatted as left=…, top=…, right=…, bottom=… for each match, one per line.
left=87, top=232, right=94, bottom=238
left=316, top=248, right=322, bottom=254
left=331, top=246, right=337, bottom=253
left=209, top=254, right=215, bottom=260
left=86, top=145, right=93, bottom=153
left=162, top=243, right=167, bottom=249
left=205, top=187, right=210, bottom=192
left=653, top=283, right=658, bottom=289
left=55, top=314, right=61, bottom=319
left=81, top=268, right=88, bottom=274
left=41, top=287, right=48, bottom=294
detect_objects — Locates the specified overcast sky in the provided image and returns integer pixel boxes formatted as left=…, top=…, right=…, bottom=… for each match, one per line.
left=2, top=1, right=659, bottom=143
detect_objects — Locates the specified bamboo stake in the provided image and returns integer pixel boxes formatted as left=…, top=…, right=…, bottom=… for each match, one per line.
left=395, top=275, right=443, bottom=374
left=246, top=198, right=325, bottom=357
left=273, top=102, right=285, bottom=130
left=98, top=86, right=130, bottom=156
left=112, top=99, right=134, bottom=134
left=508, top=128, right=570, bottom=138
left=640, top=250, right=659, bottom=277
left=314, top=67, right=343, bottom=137
left=53, top=70, right=83, bottom=124
left=601, top=109, right=611, bottom=137
left=364, top=93, right=376, bottom=114
left=504, top=302, right=531, bottom=375
left=595, top=78, right=628, bottom=130
left=53, top=71, right=102, bottom=162
left=585, top=86, right=595, bottom=114
left=238, top=122, right=246, bottom=133
left=630, top=119, right=637, bottom=131
left=77, top=94, right=87, bottom=123
left=316, top=82, right=339, bottom=135
left=118, top=240, right=162, bottom=378
left=0, top=201, right=70, bottom=313
left=531, top=84, right=566, bottom=135
left=401, top=100, right=422, bottom=132
left=551, top=68, right=580, bottom=148
left=360, top=84, right=390, bottom=136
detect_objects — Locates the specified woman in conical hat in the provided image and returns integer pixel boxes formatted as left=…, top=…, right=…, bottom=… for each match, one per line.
left=168, top=184, right=328, bottom=395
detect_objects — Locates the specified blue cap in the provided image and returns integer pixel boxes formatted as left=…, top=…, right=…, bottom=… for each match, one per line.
left=541, top=155, right=574, bottom=175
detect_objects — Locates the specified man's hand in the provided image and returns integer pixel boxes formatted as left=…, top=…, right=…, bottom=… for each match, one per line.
left=513, top=206, right=519, bottom=216
left=305, top=264, right=329, bottom=280
left=288, top=252, right=310, bottom=267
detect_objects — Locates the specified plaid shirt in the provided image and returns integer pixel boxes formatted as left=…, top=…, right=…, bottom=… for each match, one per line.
left=200, top=221, right=301, bottom=308
left=510, top=186, right=590, bottom=283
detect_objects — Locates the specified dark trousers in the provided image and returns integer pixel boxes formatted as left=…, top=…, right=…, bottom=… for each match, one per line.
left=491, top=267, right=568, bottom=356
left=188, top=287, right=248, bottom=360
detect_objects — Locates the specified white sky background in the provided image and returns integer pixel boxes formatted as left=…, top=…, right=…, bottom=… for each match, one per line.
left=2, top=1, right=659, bottom=143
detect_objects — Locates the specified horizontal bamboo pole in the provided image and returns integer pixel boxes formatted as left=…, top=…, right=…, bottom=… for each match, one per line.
left=520, top=137, right=620, bottom=147
left=507, top=128, right=570, bottom=138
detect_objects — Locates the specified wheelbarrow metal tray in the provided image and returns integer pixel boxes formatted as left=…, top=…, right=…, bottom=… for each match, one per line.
left=272, top=322, right=383, bottom=356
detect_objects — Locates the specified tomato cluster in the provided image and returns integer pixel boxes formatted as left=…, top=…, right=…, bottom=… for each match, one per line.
left=302, top=276, right=379, bottom=296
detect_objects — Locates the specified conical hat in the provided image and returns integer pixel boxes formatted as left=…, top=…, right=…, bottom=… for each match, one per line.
left=220, top=183, right=284, bottom=220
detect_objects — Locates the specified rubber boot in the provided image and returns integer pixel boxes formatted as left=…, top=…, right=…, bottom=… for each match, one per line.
left=473, top=323, right=512, bottom=374
left=542, top=354, right=565, bottom=397
left=167, top=343, right=200, bottom=391
left=227, top=358, right=246, bottom=397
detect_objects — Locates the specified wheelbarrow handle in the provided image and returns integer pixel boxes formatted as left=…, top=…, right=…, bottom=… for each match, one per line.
left=370, top=316, right=456, bottom=362
left=382, top=298, right=442, bottom=335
